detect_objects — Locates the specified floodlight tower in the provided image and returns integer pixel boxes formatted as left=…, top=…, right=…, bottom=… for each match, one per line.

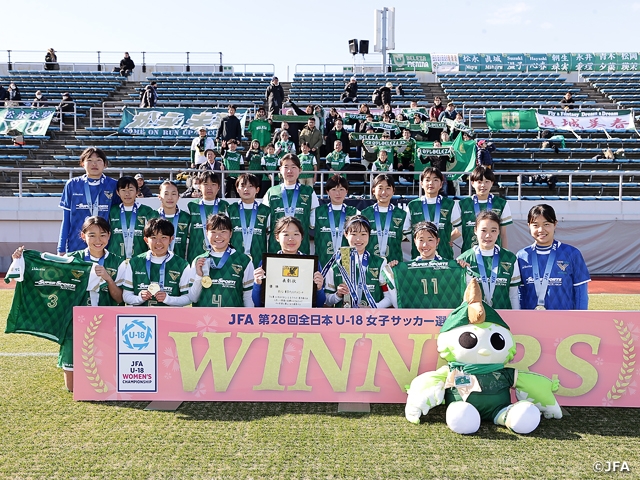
left=374, top=7, right=395, bottom=72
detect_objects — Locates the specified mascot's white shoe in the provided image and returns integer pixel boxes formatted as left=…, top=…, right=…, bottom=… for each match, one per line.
left=446, top=401, right=481, bottom=434
left=496, top=401, right=541, bottom=434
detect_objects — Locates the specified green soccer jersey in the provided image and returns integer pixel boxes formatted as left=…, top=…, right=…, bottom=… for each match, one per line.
left=192, top=249, right=252, bottom=307
left=361, top=204, right=407, bottom=264
left=245, top=151, right=265, bottom=182
left=326, top=253, right=386, bottom=308
left=68, top=249, right=124, bottom=306
left=275, top=140, right=296, bottom=158
left=263, top=154, right=280, bottom=185
left=407, top=196, right=457, bottom=260
left=249, top=119, right=272, bottom=147
left=263, top=183, right=316, bottom=255
left=124, top=252, right=190, bottom=307
left=372, top=159, right=392, bottom=172
left=326, top=150, right=348, bottom=171
left=398, top=138, right=416, bottom=163
left=108, top=203, right=158, bottom=259
left=457, top=246, right=519, bottom=309
left=458, top=195, right=512, bottom=252
left=314, top=203, right=359, bottom=268
left=223, top=151, right=243, bottom=177
left=298, top=153, right=316, bottom=179
left=186, top=199, right=230, bottom=263
left=158, top=207, right=191, bottom=260
left=5, top=250, right=93, bottom=344
left=227, top=201, right=270, bottom=268
left=384, top=258, right=466, bottom=309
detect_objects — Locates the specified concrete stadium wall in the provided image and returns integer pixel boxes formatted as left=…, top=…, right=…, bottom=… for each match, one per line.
left=1, top=198, right=639, bottom=274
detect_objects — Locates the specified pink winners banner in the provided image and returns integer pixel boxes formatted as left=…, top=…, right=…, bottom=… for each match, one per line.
left=73, top=307, right=639, bottom=407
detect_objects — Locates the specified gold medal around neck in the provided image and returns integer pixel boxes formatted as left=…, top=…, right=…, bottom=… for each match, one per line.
left=201, top=276, right=212, bottom=288
left=535, top=305, right=546, bottom=310
left=147, top=283, right=161, bottom=296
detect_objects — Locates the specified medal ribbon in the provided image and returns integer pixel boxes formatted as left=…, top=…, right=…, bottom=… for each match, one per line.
left=473, top=194, right=493, bottom=217
left=327, top=204, right=347, bottom=257
left=119, top=203, right=138, bottom=259
left=83, top=176, right=101, bottom=217
left=199, top=200, right=219, bottom=251
left=160, top=207, right=180, bottom=252
left=239, top=202, right=258, bottom=256
left=146, top=252, right=170, bottom=290
left=531, top=241, right=558, bottom=308
left=474, top=245, right=500, bottom=306
left=84, top=249, right=105, bottom=266
left=373, top=204, right=393, bottom=258
left=281, top=183, right=300, bottom=217
left=207, top=246, right=232, bottom=272
left=421, top=195, right=441, bottom=226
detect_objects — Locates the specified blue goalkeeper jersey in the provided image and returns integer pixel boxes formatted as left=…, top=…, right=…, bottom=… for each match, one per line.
left=517, top=241, right=590, bottom=310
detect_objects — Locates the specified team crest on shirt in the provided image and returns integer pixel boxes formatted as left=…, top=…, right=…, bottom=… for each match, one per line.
left=557, top=261, right=569, bottom=272
left=168, top=271, right=180, bottom=281
left=105, top=191, right=113, bottom=199
left=179, top=224, right=187, bottom=231
left=369, top=268, right=379, bottom=278
left=232, top=264, right=243, bottom=274
left=257, top=215, right=266, bottom=224
left=500, top=262, right=512, bottom=271
left=299, top=194, right=309, bottom=203
left=138, top=217, right=146, bottom=225
left=71, top=270, right=85, bottom=279
left=393, top=218, right=402, bottom=227
left=440, top=208, right=450, bottom=217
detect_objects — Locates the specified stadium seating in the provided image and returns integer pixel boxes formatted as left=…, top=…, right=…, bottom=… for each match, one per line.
left=582, top=72, right=640, bottom=108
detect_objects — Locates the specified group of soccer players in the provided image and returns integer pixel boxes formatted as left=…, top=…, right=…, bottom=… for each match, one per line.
left=6, top=146, right=590, bottom=391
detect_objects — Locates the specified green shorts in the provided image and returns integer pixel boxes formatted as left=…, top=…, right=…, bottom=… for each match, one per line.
left=57, top=333, right=73, bottom=371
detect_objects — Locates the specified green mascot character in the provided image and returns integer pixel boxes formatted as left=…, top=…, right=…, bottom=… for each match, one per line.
left=405, top=278, right=563, bottom=434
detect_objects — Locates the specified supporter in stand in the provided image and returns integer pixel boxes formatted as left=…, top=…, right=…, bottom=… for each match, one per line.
left=356, top=103, right=371, bottom=131
left=326, top=140, right=350, bottom=172
left=359, top=113, right=375, bottom=133
left=325, top=118, right=351, bottom=156
left=54, top=92, right=74, bottom=125
left=265, top=76, right=284, bottom=118
left=383, top=103, right=395, bottom=121
left=560, top=92, right=575, bottom=110
left=31, top=91, right=48, bottom=108
left=181, top=176, right=202, bottom=199
left=429, top=96, right=445, bottom=121
left=274, top=130, right=296, bottom=158
left=216, top=104, right=242, bottom=145
left=397, top=128, right=416, bottom=174
left=5, top=82, right=22, bottom=107
left=340, top=76, right=358, bottom=103
left=325, top=107, right=341, bottom=133
left=379, top=82, right=393, bottom=105
left=44, top=48, right=59, bottom=70
left=438, top=102, right=458, bottom=122
left=119, top=52, right=135, bottom=77
left=476, top=140, right=495, bottom=169
left=299, top=117, right=323, bottom=162
left=190, top=126, right=215, bottom=168
left=248, top=107, right=271, bottom=147
left=135, top=174, right=153, bottom=198
left=139, top=82, right=158, bottom=108
left=221, top=139, right=244, bottom=198
left=199, top=149, right=222, bottom=172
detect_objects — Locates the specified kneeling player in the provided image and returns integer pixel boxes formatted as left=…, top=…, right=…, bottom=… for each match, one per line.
left=122, top=218, right=192, bottom=306
left=189, top=214, right=254, bottom=307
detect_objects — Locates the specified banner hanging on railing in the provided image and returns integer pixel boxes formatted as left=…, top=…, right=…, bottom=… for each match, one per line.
left=486, top=109, right=634, bottom=131
left=0, top=108, right=55, bottom=135
left=118, top=108, right=248, bottom=136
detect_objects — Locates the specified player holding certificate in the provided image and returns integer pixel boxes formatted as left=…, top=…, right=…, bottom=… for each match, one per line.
left=517, top=204, right=590, bottom=310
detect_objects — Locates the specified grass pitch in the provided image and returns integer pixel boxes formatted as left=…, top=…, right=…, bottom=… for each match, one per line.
left=1, top=290, right=639, bottom=479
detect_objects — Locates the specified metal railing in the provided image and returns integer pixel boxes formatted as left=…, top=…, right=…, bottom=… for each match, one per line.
left=2, top=167, right=637, bottom=201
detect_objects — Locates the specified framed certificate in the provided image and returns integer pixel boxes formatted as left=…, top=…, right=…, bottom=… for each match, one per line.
left=261, top=253, right=319, bottom=308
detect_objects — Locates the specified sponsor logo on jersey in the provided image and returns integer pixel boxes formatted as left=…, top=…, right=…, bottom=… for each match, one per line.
left=30, top=267, right=45, bottom=272
left=232, top=264, right=243, bottom=274
left=407, top=260, right=450, bottom=270
left=34, top=279, right=77, bottom=291
left=71, top=270, right=85, bottom=279
left=210, top=278, right=237, bottom=287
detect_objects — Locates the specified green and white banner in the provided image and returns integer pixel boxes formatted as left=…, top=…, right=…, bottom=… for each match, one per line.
left=0, top=108, right=55, bottom=135
left=449, top=135, right=477, bottom=180
left=119, top=108, right=248, bottom=136
left=389, top=53, right=432, bottom=72
left=416, top=147, right=453, bottom=158
left=485, top=109, right=538, bottom=131
left=349, top=132, right=383, bottom=142
left=486, top=109, right=634, bottom=131
left=362, top=138, right=409, bottom=148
